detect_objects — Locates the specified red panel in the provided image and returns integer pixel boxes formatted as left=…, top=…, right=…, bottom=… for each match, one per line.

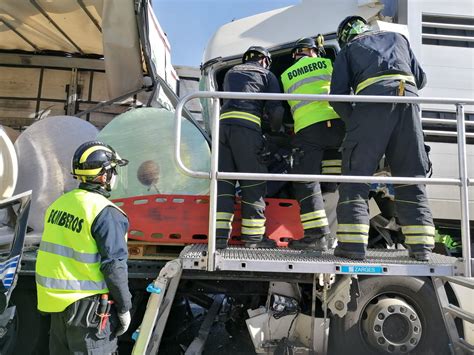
left=112, top=194, right=303, bottom=247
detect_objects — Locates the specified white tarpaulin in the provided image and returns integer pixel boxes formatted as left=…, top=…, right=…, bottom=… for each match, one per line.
left=0, top=0, right=104, bottom=54
left=0, top=0, right=144, bottom=99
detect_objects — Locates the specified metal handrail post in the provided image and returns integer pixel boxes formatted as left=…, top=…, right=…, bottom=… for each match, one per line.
left=456, top=104, right=472, bottom=277
left=174, top=97, right=209, bottom=178
left=207, top=99, right=220, bottom=271
left=174, top=92, right=473, bottom=275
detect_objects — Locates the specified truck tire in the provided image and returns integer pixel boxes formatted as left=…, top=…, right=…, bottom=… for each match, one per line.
left=328, top=276, right=449, bottom=355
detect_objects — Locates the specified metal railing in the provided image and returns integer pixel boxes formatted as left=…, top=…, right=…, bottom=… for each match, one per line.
left=175, top=92, right=474, bottom=276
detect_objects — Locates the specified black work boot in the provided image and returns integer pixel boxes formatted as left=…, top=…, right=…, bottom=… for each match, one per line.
left=288, top=235, right=328, bottom=252
left=333, top=242, right=366, bottom=260
left=407, top=245, right=432, bottom=262
left=216, top=237, right=229, bottom=250
left=245, top=236, right=277, bottom=248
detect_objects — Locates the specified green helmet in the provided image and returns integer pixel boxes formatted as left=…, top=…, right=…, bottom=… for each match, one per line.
left=337, top=16, right=369, bottom=48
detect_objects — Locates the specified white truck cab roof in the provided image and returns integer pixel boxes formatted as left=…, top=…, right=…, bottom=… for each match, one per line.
left=202, top=0, right=384, bottom=65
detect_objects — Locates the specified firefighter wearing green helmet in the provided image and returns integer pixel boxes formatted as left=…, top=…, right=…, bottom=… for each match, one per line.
left=330, top=16, right=434, bottom=261
left=280, top=36, right=343, bottom=252
left=35, top=141, right=132, bottom=354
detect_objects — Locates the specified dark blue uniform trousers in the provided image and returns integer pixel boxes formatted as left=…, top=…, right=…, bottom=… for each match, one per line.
left=336, top=101, right=435, bottom=254
left=216, top=124, right=267, bottom=242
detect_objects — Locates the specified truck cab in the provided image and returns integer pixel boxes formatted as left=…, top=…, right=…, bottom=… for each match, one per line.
left=199, top=0, right=474, bottom=250
left=193, top=0, right=474, bottom=352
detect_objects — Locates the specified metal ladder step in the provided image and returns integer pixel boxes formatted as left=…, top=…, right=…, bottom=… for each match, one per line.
left=132, top=259, right=183, bottom=355
left=444, top=304, right=474, bottom=324
left=433, top=276, right=474, bottom=354
left=181, top=244, right=459, bottom=276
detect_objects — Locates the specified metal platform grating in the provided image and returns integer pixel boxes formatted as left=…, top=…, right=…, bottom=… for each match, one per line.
left=180, top=244, right=460, bottom=276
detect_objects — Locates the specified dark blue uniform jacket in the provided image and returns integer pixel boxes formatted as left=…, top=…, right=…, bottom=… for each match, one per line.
left=330, top=31, right=427, bottom=120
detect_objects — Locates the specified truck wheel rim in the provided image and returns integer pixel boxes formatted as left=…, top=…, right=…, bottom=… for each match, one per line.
left=362, top=296, right=422, bottom=353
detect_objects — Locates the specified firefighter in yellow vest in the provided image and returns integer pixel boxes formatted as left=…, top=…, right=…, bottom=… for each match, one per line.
left=35, top=141, right=132, bottom=354
left=281, top=37, right=344, bottom=252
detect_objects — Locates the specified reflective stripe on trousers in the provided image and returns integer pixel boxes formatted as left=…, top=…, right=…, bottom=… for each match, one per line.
left=300, top=210, right=329, bottom=231
left=322, top=159, right=341, bottom=175
left=402, top=225, right=435, bottom=245
left=241, top=217, right=266, bottom=236
left=336, top=223, right=369, bottom=244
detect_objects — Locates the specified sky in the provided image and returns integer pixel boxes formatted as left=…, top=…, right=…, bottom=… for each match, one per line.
left=152, top=0, right=300, bottom=67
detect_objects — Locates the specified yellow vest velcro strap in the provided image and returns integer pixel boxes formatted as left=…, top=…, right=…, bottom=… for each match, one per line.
left=36, top=274, right=107, bottom=291
left=321, top=160, right=341, bottom=167
left=241, top=226, right=265, bottom=235
left=220, top=111, right=261, bottom=126
left=401, top=225, right=435, bottom=235
left=303, top=218, right=329, bottom=229
left=216, top=212, right=234, bottom=221
left=337, top=224, right=370, bottom=234
left=355, top=74, right=415, bottom=94
left=40, top=241, right=100, bottom=264
left=336, top=234, right=369, bottom=244
left=242, top=218, right=266, bottom=227
left=405, top=236, right=435, bottom=245
left=300, top=210, right=326, bottom=222
left=216, top=221, right=233, bottom=229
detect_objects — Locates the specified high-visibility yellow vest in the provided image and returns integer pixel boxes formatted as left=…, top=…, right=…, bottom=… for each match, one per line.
left=281, top=57, right=339, bottom=133
left=36, top=189, right=127, bottom=313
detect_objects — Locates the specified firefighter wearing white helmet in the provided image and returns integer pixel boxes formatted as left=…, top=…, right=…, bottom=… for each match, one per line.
left=216, top=46, right=284, bottom=249
left=330, top=16, right=434, bottom=261
left=281, top=36, right=343, bottom=253
left=36, top=141, right=132, bottom=354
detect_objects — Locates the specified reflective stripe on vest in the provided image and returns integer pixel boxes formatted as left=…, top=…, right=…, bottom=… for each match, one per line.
left=220, top=111, right=261, bottom=126
left=36, top=274, right=107, bottom=291
left=36, top=189, right=127, bottom=313
left=355, top=74, right=415, bottom=94
left=281, top=57, right=339, bottom=133
left=40, top=241, right=100, bottom=263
